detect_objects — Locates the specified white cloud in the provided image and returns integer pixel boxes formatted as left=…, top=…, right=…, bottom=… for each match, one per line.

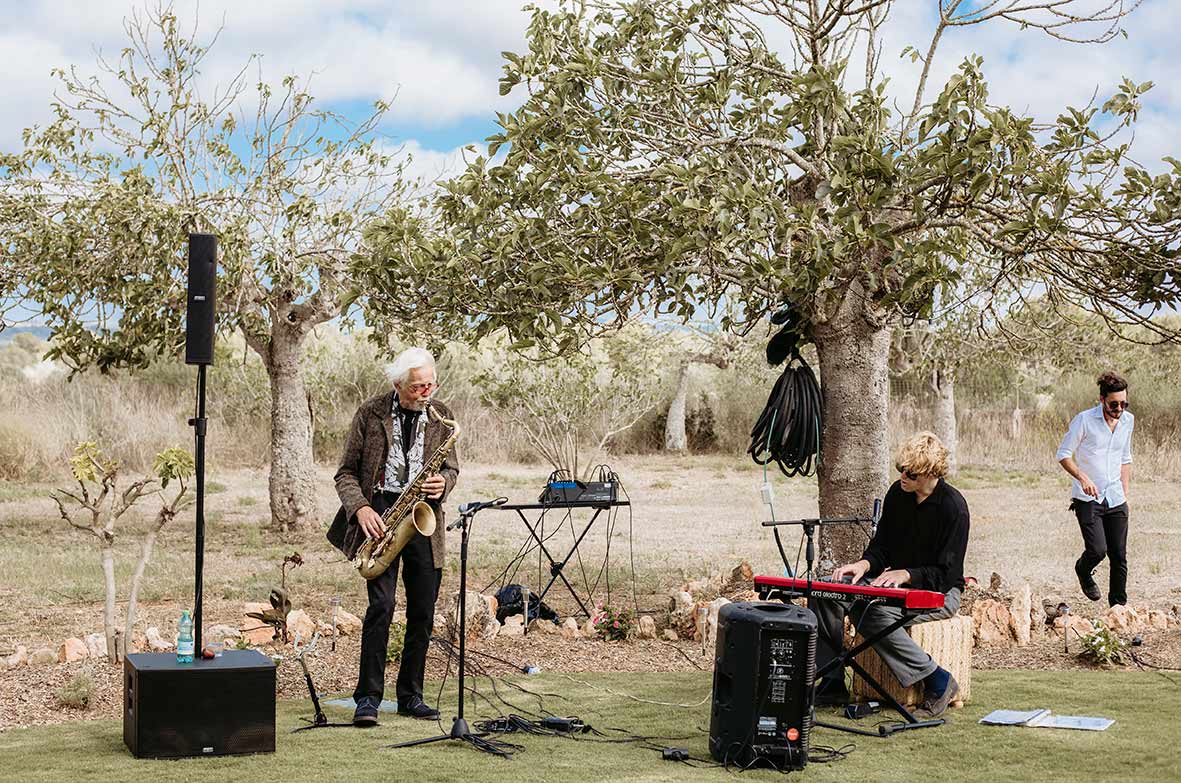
left=0, top=0, right=1174, bottom=172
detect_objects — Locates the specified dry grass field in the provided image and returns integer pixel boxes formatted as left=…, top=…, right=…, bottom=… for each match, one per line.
left=2, top=455, right=1178, bottom=647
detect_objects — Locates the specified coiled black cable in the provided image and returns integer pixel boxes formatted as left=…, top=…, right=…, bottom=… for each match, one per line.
left=748, top=356, right=822, bottom=477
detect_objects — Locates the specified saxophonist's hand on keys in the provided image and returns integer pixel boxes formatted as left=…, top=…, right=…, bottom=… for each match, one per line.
left=422, top=474, right=446, bottom=500
left=357, top=506, right=386, bottom=539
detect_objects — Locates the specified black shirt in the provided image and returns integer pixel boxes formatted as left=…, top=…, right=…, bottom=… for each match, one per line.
left=861, top=478, right=970, bottom=593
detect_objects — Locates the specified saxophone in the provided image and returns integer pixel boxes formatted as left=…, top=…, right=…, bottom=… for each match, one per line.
left=352, top=402, right=459, bottom=580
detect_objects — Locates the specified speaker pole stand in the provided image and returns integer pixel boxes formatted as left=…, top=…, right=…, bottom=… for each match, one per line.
left=385, top=504, right=519, bottom=758
left=189, top=362, right=208, bottom=655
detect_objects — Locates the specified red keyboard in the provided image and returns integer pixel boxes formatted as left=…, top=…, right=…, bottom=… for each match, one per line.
left=755, top=575, right=945, bottom=611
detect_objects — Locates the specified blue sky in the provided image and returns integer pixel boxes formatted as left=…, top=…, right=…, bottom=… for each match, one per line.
left=1, top=0, right=1177, bottom=185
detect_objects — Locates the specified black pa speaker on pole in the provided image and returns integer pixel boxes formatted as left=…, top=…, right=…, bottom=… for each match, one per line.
left=709, top=601, right=817, bottom=770
left=123, top=233, right=276, bottom=759
left=185, top=233, right=216, bottom=365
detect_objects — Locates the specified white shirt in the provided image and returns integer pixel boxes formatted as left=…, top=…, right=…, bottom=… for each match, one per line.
left=1055, top=405, right=1134, bottom=506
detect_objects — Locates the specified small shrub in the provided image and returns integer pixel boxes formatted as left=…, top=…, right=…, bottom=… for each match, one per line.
left=387, top=621, right=406, bottom=662
left=1078, top=622, right=1127, bottom=665
left=592, top=604, right=635, bottom=642
left=57, top=670, right=95, bottom=709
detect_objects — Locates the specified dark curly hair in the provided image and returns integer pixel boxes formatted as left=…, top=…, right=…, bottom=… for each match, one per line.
left=1097, top=371, right=1128, bottom=397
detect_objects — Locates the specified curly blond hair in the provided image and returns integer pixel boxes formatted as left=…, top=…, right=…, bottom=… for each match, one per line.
left=894, top=432, right=950, bottom=479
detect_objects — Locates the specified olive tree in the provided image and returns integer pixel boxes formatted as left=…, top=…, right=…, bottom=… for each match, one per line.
left=1, top=6, right=455, bottom=531
left=381, top=0, right=1181, bottom=564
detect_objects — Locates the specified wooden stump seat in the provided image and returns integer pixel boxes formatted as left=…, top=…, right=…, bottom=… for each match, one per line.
left=849, top=614, right=973, bottom=708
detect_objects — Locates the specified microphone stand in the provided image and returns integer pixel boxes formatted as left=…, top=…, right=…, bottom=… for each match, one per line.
left=386, top=500, right=518, bottom=758
left=291, top=633, right=353, bottom=732
left=761, top=515, right=873, bottom=584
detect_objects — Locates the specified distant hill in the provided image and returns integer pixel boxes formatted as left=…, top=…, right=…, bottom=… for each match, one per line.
left=0, top=325, right=52, bottom=344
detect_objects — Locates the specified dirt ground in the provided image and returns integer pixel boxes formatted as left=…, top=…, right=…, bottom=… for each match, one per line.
left=1, top=455, right=1178, bottom=730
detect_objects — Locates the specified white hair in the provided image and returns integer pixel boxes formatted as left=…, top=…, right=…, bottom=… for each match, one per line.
left=387, top=347, right=437, bottom=387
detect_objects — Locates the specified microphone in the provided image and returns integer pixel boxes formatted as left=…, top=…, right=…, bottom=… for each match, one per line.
left=458, top=497, right=508, bottom=515
left=449, top=497, right=508, bottom=529
left=871, top=497, right=882, bottom=533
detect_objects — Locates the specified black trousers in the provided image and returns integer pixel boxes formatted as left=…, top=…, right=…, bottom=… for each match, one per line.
left=1072, top=499, right=1129, bottom=607
left=353, top=491, right=442, bottom=706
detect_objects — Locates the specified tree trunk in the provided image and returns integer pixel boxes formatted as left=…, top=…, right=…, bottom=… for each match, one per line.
left=813, top=304, right=891, bottom=570
left=932, top=368, right=958, bottom=475
left=125, top=523, right=162, bottom=654
left=262, top=324, right=319, bottom=533
left=100, top=541, right=119, bottom=663
left=663, top=362, right=691, bottom=453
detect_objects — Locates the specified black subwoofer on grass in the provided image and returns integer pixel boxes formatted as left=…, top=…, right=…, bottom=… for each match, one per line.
left=123, top=649, right=276, bottom=758
left=708, top=601, right=816, bottom=770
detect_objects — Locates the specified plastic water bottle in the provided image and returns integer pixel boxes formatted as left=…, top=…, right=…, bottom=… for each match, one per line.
left=176, top=610, right=194, bottom=664
left=524, top=665, right=541, bottom=675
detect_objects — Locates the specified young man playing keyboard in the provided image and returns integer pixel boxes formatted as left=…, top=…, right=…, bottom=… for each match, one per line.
left=811, top=432, right=970, bottom=719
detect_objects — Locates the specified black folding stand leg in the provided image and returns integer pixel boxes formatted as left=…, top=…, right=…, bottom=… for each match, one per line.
left=533, top=508, right=604, bottom=617
left=812, top=612, right=945, bottom=738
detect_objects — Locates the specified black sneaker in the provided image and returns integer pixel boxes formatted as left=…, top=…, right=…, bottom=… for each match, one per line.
left=397, top=698, right=440, bottom=720
left=1075, top=559, right=1101, bottom=602
left=812, top=677, right=850, bottom=707
left=353, top=696, right=379, bottom=727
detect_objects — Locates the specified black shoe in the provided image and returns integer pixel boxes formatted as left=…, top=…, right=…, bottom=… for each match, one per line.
left=1075, top=560, right=1101, bottom=602
left=397, top=698, right=440, bottom=720
left=916, top=674, right=960, bottom=719
left=353, top=696, right=379, bottom=727
left=813, top=678, right=850, bottom=707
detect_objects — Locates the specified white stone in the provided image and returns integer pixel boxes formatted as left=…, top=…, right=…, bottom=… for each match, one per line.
left=499, top=620, right=525, bottom=637
left=30, top=647, right=57, bottom=666
left=58, top=637, right=89, bottom=663
left=661, top=629, right=679, bottom=642
left=638, top=615, right=657, bottom=640
left=446, top=591, right=499, bottom=641
left=335, top=608, right=363, bottom=637
left=7, top=645, right=28, bottom=667
left=528, top=619, right=561, bottom=636
left=206, top=624, right=240, bottom=643
left=560, top=617, right=581, bottom=640
left=286, top=609, right=317, bottom=644
left=668, top=591, right=694, bottom=615
left=1103, top=605, right=1141, bottom=634
left=1008, top=584, right=1033, bottom=646
left=971, top=599, right=1014, bottom=645
left=145, top=627, right=174, bottom=652
left=83, top=633, right=108, bottom=660
left=704, top=597, right=731, bottom=651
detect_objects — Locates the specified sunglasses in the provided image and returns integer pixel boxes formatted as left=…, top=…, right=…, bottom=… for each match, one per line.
left=895, top=465, right=921, bottom=481
left=406, top=382, right=437, bottom=393
left=1105, top=400, right=1129, bottom=411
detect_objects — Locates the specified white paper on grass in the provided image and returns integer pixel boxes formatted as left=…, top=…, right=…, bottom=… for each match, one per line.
left=979, top=708, right=1113, bottom=731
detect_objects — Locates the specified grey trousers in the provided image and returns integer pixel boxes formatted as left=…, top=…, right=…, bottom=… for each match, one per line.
left=812, top=583, right=962, bottom=688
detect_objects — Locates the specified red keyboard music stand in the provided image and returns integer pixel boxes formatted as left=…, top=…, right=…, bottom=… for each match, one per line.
left=761, top=515, right=946, bottom=738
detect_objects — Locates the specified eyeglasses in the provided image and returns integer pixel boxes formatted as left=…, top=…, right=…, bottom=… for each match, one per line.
left=1105, top=400, right=1129, bottom=411
left=406, top=382, right=437, bottom=393
left=895, top=465, right=921, bottom=481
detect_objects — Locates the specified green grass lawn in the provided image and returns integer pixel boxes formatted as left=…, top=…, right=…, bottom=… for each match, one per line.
left=1, top=669, right=1177, bottom=782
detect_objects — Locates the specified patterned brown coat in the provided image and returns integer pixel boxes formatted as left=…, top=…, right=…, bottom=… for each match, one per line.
left=326, top=390, right=460, bottom=569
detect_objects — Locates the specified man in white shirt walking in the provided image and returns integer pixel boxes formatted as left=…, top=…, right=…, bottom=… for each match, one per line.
left=1055, top=372, right=1134, bottom=607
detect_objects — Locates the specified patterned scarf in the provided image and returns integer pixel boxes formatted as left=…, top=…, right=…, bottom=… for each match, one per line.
left=378, top=401, right=425, bottom=494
